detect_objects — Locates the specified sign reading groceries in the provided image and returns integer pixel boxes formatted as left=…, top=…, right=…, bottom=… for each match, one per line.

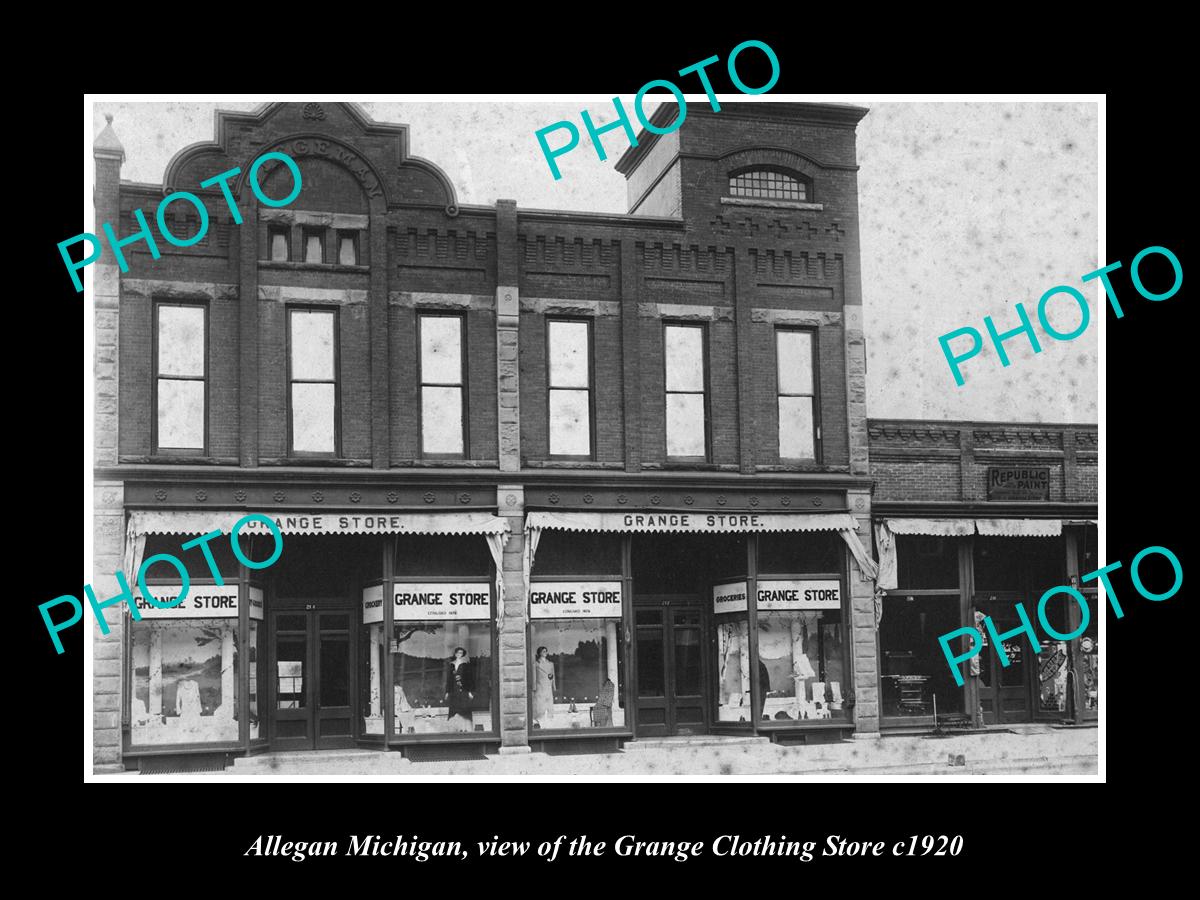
left=528, top=581, right=622, bottom=619
left=134, top=584, right=240, bottom=618
left=712, top=580, right=841, bottom=613
left=393, top=582, right=491, bottom=621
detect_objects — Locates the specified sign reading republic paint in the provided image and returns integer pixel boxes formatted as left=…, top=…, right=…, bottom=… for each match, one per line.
left=528, top=582, right=623, bottom=619
left=133, top=584, right=240, bottom=619
left=394, top=583, right=491, bottom=621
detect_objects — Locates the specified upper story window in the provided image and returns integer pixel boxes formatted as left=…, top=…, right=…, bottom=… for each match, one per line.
left=728, top=168, right=807, bottom=202
left=547, top=318, right=593, bottom=457
left=663, top=322, right=708, bottom=460
left=288, top=308, right=338, bottom=455
left=303, top=227, right=325, bottom=264
left=776, top=327, right=819, bottom=460
left=154, top=302, right=207, bottom=452
left=269, top=226, right=290, bottom=262
left=418, top=313, right=466, bottom=457
left=337, top=230, right=359, bottom=266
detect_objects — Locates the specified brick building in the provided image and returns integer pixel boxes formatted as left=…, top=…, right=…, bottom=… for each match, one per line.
left=91, top=101, right=1095, bottom=772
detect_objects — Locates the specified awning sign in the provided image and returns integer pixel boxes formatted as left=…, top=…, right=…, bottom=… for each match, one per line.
left=713, top=581, right=749, bottom=614
left=133, top=584, right=239, bottom=619
left=757, top=579, right=842, bottom=611
left=393, top=583, right=491, bottom=621
left=528, top=581, right=623, bottom=619
left=362, top=583, right=384, bottom=625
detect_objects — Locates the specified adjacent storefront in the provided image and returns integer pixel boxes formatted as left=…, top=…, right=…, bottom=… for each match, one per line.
left=523, top=511, right=874, bottom=744
left=121, top=509, right=509, bottom=760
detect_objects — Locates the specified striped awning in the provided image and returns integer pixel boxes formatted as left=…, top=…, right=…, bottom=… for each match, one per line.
left=127, top=509, right=511, bottom=537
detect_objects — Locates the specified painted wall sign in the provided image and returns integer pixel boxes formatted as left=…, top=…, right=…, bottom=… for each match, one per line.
left=713, top=581, right=749, bottom=614
left=528, top=581, right=623, bottom=619
left=133, top=584, right=239, bottom=619
left=362, top=583, right=384, bottom=624
left=757, top=579, right=842, bottom=611
left=393, top=583, right=491, bottom=621
left=987, top=466, right=1050, bottom=501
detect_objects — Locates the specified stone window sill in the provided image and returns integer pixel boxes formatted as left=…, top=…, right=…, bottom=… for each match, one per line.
left=721, top=197, right=824, bottom=212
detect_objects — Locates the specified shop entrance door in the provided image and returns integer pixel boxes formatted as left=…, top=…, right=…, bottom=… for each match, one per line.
left=633, top=596, right=708, bottom=737
left=974, top=593, right=1032, bottom=724
left=269, top=607, right=356, bottom=750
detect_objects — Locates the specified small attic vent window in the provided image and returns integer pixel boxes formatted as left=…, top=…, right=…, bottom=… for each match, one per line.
left=728, top=168, right=806, bottom=201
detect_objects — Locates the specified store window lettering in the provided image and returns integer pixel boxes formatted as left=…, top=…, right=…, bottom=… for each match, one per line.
left=38, top=513, right=284, bottom=654
left=939, top=544, right=1182, bottom=686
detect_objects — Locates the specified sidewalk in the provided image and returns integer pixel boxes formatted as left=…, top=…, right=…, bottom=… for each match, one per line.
left=103, top=724, right=1098, bottom=779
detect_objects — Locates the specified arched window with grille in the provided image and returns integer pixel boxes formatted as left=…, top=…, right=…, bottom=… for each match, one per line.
left=728, top=167, right=808, bottom=202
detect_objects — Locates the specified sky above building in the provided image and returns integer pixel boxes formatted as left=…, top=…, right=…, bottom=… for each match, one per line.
left=92, top=99, right=1098, bottom=424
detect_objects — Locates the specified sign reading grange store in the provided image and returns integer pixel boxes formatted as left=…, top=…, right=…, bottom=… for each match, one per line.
left=363, top=582, right=491, bottom=623
left=713, top=580, right=842, bottom=613
left=529, top=581, right=623, bottom=619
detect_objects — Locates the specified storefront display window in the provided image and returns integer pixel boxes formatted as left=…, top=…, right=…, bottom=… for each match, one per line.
left=880, top=596, right=964, bottom=718
left=1079, top=525, right=1099, bottom=714
left=758, top=611, right=847, bottom=721
left=249, top=618, right=262, bottom=740
left=392, top=620, right=492, bottom=735
left=716, top=614, right=752, bottom=723
left=531, top=620, right=624, bottom=729
left=130, top=612, right=240, bottom=745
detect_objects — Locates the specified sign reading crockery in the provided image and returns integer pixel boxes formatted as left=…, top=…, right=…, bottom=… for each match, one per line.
left=134, top=584, right=239, bottom=619
left=361, top=583, right=384, bottom=625
left=528, top=581, right=622, bottom=619
left=986, top=466, right=1050, bottom=501
left=713, top=581, right=749, bottom=614
left=248, top=585, right=264, bottom=621
left=393, top=583, right=491, bottom=621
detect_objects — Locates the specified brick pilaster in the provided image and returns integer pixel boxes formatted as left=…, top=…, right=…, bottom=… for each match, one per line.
left=497, top=487, right=529, bottom=750
left=848, top=489, right=880, bottom=736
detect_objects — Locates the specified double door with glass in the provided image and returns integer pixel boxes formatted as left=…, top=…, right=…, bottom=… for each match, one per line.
left=270, top=605, right=356, bottom=750
left=634, top=597, right=707, bottom=737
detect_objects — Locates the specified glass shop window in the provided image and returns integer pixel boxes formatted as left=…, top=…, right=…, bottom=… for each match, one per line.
left=776, top=328, right=818, bottom=460
left=154, top=302, right=206, bottom=452
left=130, top=617, right=240, bottom=745
left=249, top=613, right=264, bottom=740
left=974, top=536, right=1063, bottom=592
left=418, top=313, right=466, bottom=457
left=531, top=620, right=625, bottom=730
left=337, top=230, right=359, bottom=266
left=716, top=611, right=752, bottom=723
left=663, top=322, right=708, bottom=459
left=303, top=227, right=325, bottom=264
left=532, top=531, right=622, bottom=577
left=547, top=318, right=593, bottom=457
left=288, top=307, right=338, bottom=455
left=394, top=534, right=493, bottom=577
left=879, top=595, right=964, bottom=718
left=392, top=620, right=493, bottom=736
left=1080, top=589, right=1098, bottom=713
left=758, top=610, right=847, bottom=722
left=758, top=531, right=842, bottom=575
left=896, top=535, right=960, bottom=589
left=269, top=226, right=290, bottom=261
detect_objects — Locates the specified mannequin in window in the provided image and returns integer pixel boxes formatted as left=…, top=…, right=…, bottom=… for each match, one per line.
left=757, top=659, right=770, bottom=720
left=592, top=677, right=615, bottom=727
left=532, top=646, right=555, bottom=727
left=443, top=647, right=475, bottom=732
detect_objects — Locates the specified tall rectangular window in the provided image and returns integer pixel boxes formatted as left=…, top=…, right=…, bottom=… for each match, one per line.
left=337, top=230, right=359, bottom=266
left=303, top=227, right=324, bottom=264
left=776, top=328, right=818, bottom=460
left=547, top=318, right=592, bottom=457
left=288, top=308, right=338, bottom=455
left=154, top=303, right=207, bottom=452
left=419, top=313, right=466, bottom=456
left=268, top=226, right=290, bottom=262
left=663, top=323, right=707, bottom=459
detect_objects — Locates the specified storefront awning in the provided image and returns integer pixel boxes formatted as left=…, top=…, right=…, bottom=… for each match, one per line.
left=525, top=511, right=859, bottom=533
left=523, top=510, right=879, bottom=587
left=875, top=516, right=1070, bottom=592
left=127, top=509, right=511, bottom=537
